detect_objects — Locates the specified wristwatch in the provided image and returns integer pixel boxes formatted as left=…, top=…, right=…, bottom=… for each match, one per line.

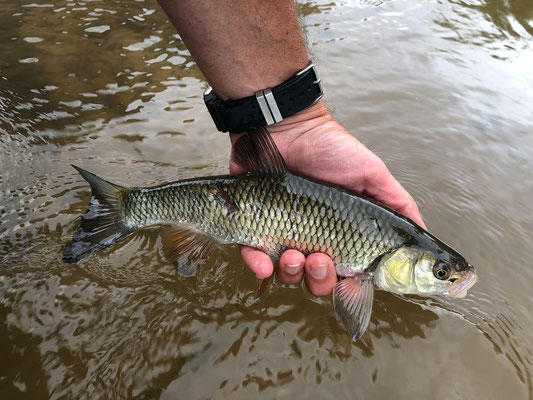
left=203, top=62, right=323, bottom=133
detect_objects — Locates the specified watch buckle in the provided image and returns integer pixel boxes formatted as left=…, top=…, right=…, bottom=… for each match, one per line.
left=313, top=77, right=324, bottom=104
left=301, top=63, right=323, bottom=104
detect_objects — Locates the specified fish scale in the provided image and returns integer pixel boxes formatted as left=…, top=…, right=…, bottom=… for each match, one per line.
left=121, top=172, right=404, bottom=271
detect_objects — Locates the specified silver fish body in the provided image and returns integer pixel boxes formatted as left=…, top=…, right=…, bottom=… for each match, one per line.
left=121, top=172, right=404, bottom=269
left=64, top=128, right=477, bottom=340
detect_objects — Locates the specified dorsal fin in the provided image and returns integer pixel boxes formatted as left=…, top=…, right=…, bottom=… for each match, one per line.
left=233, top=127, right=288, bottom=174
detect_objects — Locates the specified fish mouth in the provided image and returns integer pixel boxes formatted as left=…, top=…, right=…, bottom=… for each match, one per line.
left=446, top=269, right=478, bottom=298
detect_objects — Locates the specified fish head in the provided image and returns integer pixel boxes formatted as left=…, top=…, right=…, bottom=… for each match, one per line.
left=375, top=247, right=477, bottom=298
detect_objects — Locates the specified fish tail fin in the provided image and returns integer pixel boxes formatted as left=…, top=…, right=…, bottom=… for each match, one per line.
left=63, top=165, right=133, bottom=263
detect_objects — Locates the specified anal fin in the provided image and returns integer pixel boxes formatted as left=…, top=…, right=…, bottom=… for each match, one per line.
left=333, top=273, right=375, bottom=341
left=161, top=225, right=219, bottom=276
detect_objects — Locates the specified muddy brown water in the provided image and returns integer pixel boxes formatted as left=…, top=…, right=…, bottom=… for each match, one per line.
left=1, top=0, right=532, bottom=399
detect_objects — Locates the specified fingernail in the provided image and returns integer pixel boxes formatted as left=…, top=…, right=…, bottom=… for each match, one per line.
left=310, top=264, right=328, bottom=279
left=285, top=263, right=302, bottom=275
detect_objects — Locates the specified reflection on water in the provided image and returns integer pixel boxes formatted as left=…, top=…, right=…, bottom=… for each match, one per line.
left=434, top=0, right=533, bottom=62
left=1, top=0, right=532, bottom=399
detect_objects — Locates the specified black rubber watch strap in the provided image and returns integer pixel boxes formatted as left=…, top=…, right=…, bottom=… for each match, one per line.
left=203, top=90, right=264, bottom=133
left=204, top=62, right=323, bottom=133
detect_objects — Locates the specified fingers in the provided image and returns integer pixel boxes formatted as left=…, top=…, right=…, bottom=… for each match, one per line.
left=381, top=179, right=427, bottom=229
left=276, top=250, right=305, bottom=284
left=277, top=251, right=337, bottom=295
left=246, top=247, right=337, bottom=297
left=362, top=155, right=427, bottom=229
left=278, top=251, right=337, bottom=295
left=304, top=253, right=338, bottom=296
left=239, top=245, right=273, bottom=279
left=396, top=195, right=426, bottom=229
left=381, top=177, right=426, bottom=228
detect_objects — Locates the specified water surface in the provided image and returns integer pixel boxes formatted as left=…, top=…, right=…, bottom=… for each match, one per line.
left=1, top=0, right=532, bottom=399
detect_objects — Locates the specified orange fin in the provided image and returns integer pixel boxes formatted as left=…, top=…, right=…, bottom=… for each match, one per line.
left=333, top=273, right=374, bottom=341
left=161, top=225, right=219, bottom=276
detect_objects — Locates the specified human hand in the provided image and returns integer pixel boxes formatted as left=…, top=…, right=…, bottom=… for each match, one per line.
left=229, top=101, right=426, bottom=296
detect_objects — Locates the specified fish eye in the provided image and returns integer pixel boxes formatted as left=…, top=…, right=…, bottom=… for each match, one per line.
left=433, top=263, right=451, bottom=280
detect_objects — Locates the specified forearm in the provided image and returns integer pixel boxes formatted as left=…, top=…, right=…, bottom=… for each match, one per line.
left=156, top=0, right=309, bottom=100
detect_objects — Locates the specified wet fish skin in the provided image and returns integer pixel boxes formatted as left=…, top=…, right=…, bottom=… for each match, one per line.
left=121, top=172, right=405, bottom=269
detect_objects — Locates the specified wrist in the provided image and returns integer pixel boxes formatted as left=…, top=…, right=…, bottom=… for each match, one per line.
left=205, top=62, right=325, bottom=134
left=268, top=100, right=331, bottom=129
left=229, top=101, right=333, bottom=142
left=267, top=100, right=334, bottom=136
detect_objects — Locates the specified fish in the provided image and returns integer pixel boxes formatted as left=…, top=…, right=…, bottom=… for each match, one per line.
left=63, top=127, right=478, bottom=341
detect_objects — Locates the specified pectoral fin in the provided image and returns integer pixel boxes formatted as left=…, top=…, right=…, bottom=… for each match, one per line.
left=333, top=273, right=374, bottom=341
